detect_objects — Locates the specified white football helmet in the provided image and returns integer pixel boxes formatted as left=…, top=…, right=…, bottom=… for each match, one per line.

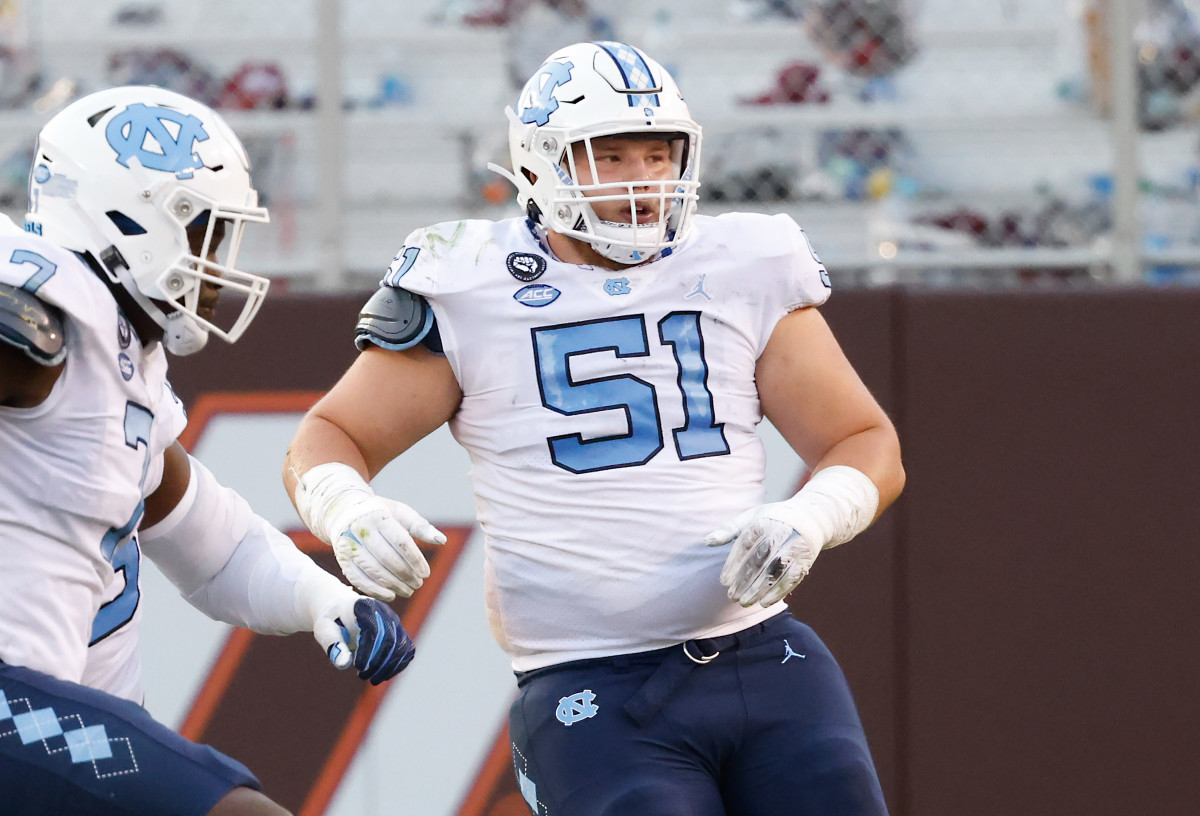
left=489, top=41, right=702, bottom=265
left=25, top=85, right=270, bottom=355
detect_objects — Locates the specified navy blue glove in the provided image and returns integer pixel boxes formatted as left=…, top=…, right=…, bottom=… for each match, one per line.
left=341, top=598, right=416, bottom=684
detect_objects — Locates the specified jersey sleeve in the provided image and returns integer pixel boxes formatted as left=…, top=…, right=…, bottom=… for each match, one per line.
left=741, top=213, right=833, bottom=354
left=777, top=213, right=833, bottom=312
left=142, top=374, right=188, bottom=497
left=0, top=232, right=114, bottom=333
left=379, top=220, right=468, bottom=298
left=380, top=230, right=429, bottom=292
left=378, top=219, right=494, bottom=297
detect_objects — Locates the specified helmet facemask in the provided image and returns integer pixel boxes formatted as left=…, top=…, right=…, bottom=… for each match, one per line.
left=137, top=186, right=269, bottom=354
left=552, top=130, right=699, bottom=265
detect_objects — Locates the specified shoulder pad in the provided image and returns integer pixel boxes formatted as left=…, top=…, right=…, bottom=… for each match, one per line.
left=354, top=285, right=435, bottom=352
left=0, top=283, right=66, bottom=366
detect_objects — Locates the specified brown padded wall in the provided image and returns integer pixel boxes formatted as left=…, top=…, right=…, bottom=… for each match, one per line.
left=169, top=291, right=370, bottom=405
left=898, top=288, right=1200, bottom=816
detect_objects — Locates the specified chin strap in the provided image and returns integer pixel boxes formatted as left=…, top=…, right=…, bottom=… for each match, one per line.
left=162, top=310, right=209, bottom=355
left=102, top=253, right=208, bottom=356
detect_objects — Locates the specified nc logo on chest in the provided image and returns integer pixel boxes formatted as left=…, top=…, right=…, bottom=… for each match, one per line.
left=556, top=689, right=599, bottom=725
left=604, top=278, right=631, bottom=296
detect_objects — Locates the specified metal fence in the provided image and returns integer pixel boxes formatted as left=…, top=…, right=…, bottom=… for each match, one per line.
left=0, top=0, right=1197, bottom=289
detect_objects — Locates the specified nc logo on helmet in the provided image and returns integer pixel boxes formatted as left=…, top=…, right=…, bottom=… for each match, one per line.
left=517, top=60, right=574, bottom=127
left=105, top=103, right=210, bottom=180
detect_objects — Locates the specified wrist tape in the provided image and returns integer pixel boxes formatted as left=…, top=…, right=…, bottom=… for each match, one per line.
left=776, top=465, right=880, bottom=550
left=294, top=462, right=376, bottom=546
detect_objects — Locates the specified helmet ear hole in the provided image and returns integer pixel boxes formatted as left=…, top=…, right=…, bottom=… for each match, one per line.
left=106, top=210, right=146, bottom=236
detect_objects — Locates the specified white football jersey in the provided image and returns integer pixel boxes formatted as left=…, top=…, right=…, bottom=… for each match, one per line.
left=385, top=212, right=832, bottom=670
left=0, top=221, right=186, bottom=702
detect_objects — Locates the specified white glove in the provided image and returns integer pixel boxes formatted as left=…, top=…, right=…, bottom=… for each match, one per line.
left=704, top=465, right=880, bottom=608
left=705, top=504, right=824, bottom=608
left=295, top=463, right=447, bottom=601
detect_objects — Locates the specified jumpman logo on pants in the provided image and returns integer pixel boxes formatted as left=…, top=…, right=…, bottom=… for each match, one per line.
left=781, top=639, right=806, bottom=664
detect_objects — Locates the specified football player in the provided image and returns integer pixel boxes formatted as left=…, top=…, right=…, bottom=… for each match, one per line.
left=285, top=42, right=905, bottom=815
left=0, top=86, right=415, bottom=816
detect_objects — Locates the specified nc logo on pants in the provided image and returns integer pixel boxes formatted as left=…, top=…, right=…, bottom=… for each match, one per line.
left=556, top=689, right=598, bottom=726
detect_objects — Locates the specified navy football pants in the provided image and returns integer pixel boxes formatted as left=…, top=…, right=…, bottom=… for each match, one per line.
left=0, top=663, right=260, bottom=816
left=509, top=612, right=887, bottom=815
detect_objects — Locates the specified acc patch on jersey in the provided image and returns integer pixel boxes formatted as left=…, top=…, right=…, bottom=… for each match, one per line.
left=506, top=252, right=546, bottom=282
left=513, top=284, right=560, bottom=307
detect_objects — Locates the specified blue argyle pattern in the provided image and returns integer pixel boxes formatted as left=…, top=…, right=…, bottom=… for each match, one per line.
left=0, top=689, right=138, bottom=777
left=596, top=42, right=661, bottom=107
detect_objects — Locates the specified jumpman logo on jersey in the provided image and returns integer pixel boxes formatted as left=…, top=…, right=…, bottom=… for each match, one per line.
left=781, top=639, right=806, bottom=663
left=685, top=274, right=712, bottom=301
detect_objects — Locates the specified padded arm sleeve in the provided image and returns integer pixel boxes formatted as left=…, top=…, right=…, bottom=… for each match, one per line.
left=139, top=454, right=354, bottom=635
left=0, top=282, right=66, bottom=365
left=354, top=285, right=439, bottom=352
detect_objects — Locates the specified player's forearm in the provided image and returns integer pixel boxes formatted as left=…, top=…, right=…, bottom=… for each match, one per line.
left=284, top=412, right=373, bottom=503
left=141, top=454, right=353, bottom=635
left=809, top=423, right=905, bottom=520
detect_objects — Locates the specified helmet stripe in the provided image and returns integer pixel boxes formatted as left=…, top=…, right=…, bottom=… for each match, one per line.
left=595, top=42, right=661, bottom=108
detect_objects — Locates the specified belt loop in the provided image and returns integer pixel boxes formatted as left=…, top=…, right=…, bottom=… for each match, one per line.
left=682, top=640, right=720, bottom=664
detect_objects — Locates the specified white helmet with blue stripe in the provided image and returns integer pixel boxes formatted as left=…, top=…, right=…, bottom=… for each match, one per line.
left=25, top=85, right=269, bottom=355
left=490, top=41, right=702, bottom=265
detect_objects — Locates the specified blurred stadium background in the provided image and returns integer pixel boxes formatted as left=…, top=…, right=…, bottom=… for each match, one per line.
left=3, top=1, right=1197, bottom=815
left=3, top=0, right=1200, bottom=289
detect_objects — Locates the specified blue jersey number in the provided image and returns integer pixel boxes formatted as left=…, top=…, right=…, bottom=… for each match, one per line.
left=90, top=401, right=154, bottom=645
left=10, top=248, right=57, bottom=292
left=532, top=312, right=729, bottom=474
